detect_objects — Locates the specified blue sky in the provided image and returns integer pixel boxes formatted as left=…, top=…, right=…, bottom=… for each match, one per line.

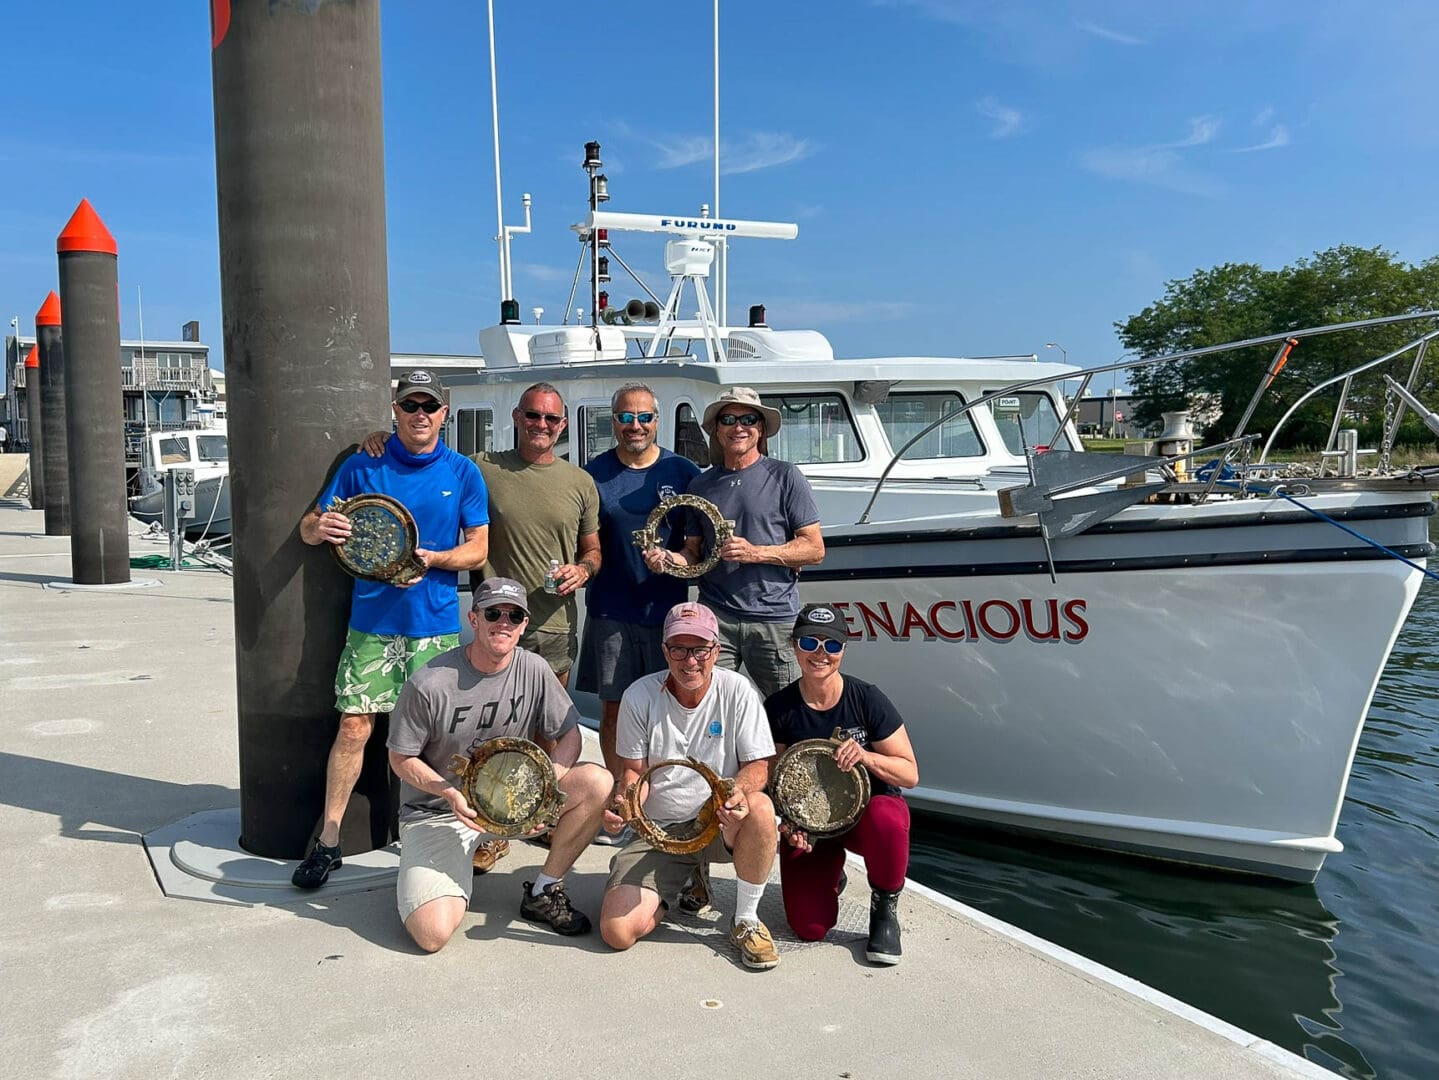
left=3, top=1, right=1438, bottom=378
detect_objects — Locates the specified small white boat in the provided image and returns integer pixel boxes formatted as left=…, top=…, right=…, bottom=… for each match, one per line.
left=436, top=153, right=1439, bottom=882
left=128, top=425, right=232, bottom=538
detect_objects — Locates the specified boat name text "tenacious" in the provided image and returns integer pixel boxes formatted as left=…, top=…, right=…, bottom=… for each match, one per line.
left=659, top=218, right=738, bottom=231
left=831, top=599, right=1089, bottom=644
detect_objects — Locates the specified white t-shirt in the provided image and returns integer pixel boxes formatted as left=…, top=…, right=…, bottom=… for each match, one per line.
left=616, top=667, right=775, bottom=824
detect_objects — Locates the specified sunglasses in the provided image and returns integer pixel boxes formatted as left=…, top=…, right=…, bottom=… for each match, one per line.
left=664, top=642, right=718, bottom=661
left=522, top=409, right=565, bottom=425
left=797, top=636, right=845, bottom=655
left=397, top=398, right=444, bottom=414
left=481, top=607, right=527, bottom=624
left=613, top=411, right=657, bottom=425
left=716, top=411, right=762, bottom=427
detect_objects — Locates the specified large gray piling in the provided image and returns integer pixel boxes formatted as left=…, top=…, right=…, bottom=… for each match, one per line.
left=35, top=292, right=69, bottom=536
left=23, top=346, right=44, bottom=509
left=211, top=0, right=395, bottom=857
left=56, top=199, right=130, bottom=584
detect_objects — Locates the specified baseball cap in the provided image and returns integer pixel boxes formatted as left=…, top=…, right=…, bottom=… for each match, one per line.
left=663, top=601, right=719, bottom=643
left=793, top=603, right=848, bottom=643
left=394, top=368, right=446, bottom=404
left=471, top=577, right=529, bottom=614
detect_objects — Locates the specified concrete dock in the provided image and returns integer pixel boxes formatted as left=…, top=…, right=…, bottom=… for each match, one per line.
left=0, top=493, right=1330, bottom=1079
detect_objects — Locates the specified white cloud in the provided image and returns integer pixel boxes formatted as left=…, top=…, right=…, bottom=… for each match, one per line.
left=1252, top=106, right=1276, bottom=128
left=977, top=96, right=1026, bottom=138
left=1231, top=126, right=1291, bottom=153
left=646, top=132, right=815, bottom=175
left=1161, top=115, right=1222, bottom=148
left=1074, top=19, right=1147, bottom=46
left=1079, top=146, right=1222, bottom=197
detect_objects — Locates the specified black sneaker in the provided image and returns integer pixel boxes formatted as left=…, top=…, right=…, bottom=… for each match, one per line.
left=678, top=862, right=712, bottom=914
left=866, top=888, right=902, bottom=965
left=291, top=840, right=342, bottom=890
left=520, top=880, right=592, bottom=936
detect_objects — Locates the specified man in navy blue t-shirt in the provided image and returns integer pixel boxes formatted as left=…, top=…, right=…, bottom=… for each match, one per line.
left=291, top=369, right=490, bottom=890
left=576, top=382, right=701, bottom=784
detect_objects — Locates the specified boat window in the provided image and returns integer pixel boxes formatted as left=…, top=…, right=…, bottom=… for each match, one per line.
left=762, top=394, right=864, bottom=464
left=675, top=403, right=709, bottom=467
left=158, top=437, right=191, bottom=464
left=454, top=408, right=494, bottom=456
left=196, top=435, right=228, bottom=463
left=875, top=393, right=984, bottom=459
left=580, top=405, right=617, bottom=464
left=986, top=391, right=1075, bottom=453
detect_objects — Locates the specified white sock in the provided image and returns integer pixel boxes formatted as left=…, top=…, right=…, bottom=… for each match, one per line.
left=531, top=872, right=561, bottom=897
left=734, top=878, right=765, bottom=925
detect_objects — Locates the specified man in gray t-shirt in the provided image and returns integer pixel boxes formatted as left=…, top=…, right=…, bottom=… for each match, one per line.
left=386, top=578, right=611, bottom=953
left=647, top=387, right=825, bottom=699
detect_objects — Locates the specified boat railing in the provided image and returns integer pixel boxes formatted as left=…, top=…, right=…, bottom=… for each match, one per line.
left=856, top=310, right=1439, bottom=524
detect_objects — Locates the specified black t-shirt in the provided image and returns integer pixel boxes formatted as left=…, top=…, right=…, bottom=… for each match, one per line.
left=764, top=675, right=906, bottom=798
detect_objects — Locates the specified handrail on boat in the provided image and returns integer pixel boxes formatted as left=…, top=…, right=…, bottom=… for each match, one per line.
left=856, top=309, right=1439, bottom=525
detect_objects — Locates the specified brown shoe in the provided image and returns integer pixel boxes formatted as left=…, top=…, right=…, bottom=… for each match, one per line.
left=472, top=838, right=510, bottom=875
left=729, top=918, right=780, bottom=970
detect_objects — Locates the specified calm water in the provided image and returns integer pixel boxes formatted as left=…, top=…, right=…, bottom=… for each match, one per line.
left=909, top=531, right=1439, bottom=1080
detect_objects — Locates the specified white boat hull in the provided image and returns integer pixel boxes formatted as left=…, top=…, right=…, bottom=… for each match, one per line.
left=129, top=472, right=232, bottom=538
left=805, top=490, right=1432, bottom=881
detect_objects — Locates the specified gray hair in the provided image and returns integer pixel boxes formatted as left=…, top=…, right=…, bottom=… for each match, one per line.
left=611, top=382, right=659, bottom=411
left=519, top=382, right=564, bottom=409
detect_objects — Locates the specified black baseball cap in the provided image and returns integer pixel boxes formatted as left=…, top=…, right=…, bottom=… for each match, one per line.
left=793, top=603, right=848, bottom=643
left=394, top=369, right=446, bottom=404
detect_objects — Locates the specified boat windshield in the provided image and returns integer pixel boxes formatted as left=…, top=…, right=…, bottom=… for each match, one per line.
left=762, top=393, right=864, bottom=464
left=197, top=435, right=228, bottom=462
left=987, top=391, right=1075, bottom=453
left=875, top=392, right=985, bottom=460
left=158, top=436, right=192, bottom=464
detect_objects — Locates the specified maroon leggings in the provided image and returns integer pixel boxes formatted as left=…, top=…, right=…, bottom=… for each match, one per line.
left=779, top=794, right=911, bottom=941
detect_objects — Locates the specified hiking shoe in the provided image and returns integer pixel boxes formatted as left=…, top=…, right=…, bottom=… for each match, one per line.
left=729, top=918, right=780, bottom=970
left=520, top=880, right=592, bottom=936
left=593, top=824, right=634, bottom=847
left=291, top=840, right=342, bottom=890
left=679, top=863, right=712, bottom=914
left=472, top=838, right=510, bottom=875
left=866, top=889, right=902, bottom=965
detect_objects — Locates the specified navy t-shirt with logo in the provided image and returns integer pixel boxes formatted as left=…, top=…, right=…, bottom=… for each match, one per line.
left=584, top=448, right=701, bottom=625
left=764, top=675, right=906, bottom=798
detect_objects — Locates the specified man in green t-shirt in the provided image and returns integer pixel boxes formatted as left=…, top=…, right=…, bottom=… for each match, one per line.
left=473, top=382, right=601, bottom=686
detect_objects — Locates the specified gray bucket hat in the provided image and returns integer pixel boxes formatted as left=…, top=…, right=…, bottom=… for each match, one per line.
left=700, top=386, right=782, bottom=437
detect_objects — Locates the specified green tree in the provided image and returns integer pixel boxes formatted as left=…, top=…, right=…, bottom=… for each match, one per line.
left=1116, top=246, right=1439, bottom=449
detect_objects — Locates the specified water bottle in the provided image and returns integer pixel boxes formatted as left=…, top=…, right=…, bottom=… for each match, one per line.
left=544, top=558, right=561, bottom=594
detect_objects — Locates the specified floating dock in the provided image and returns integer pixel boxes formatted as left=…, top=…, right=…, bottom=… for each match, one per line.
left=0, top=495, right=1330, bottom=1079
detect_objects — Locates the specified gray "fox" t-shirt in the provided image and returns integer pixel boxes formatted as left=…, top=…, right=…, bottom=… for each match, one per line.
left=387, top=645, right=579, bottom=824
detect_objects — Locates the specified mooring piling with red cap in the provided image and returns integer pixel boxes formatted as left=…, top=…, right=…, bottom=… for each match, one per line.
left=23, top=345, right=44, bottom=509
left=212, top=0, right=394, bottom=857
left=34, top=291, right=69, bottom=536
left=56, top=199, right=130, bottom=584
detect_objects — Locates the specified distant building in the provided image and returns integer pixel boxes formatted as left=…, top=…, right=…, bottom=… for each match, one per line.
left=1074, top=393, right=1145, bottom=440
left=3, top=324, right=216, bottom=457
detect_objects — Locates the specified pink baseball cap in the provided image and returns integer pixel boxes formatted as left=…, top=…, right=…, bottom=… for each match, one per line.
left=663, top=602, right=719, bottom=642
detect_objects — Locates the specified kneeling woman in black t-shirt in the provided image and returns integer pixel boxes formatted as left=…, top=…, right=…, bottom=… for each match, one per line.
left=764, top=603, right=919, bottom=965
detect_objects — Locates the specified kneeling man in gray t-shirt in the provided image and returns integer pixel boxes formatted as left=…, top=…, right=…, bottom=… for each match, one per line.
left=387, top=578, right=611, bottom=953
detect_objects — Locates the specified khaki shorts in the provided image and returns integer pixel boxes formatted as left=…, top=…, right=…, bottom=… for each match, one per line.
left=521, top=625, right=578, bottom=676
left=396, top=813, right=491, bottom=922
left=605, top=822, right=733, bottom=909
left=334, top=629, right=459, bottom=715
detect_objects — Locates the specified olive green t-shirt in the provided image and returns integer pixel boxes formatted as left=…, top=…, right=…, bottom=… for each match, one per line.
left=473, top=448, right=600, bottom=634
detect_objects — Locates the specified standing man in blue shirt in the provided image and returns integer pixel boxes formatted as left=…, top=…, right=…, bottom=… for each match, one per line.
left=577, top=382, right=700, bottom=783
left=292, top=369, right=491, bottom=889
left=646, top=386, right=824, bottom=699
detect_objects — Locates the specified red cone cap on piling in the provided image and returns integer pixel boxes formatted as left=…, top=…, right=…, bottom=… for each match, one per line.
left=56, top=199, right=118, bottom=256
left=24, top=346, right=38, bottom=368
left=36, top=291, right=61, bottom=326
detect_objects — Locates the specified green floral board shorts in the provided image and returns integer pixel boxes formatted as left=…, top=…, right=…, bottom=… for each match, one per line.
left=333, top=629, right=459, bottom=716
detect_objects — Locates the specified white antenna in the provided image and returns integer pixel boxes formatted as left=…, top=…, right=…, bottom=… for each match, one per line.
left=488, top=0, right=506, bottom=307
left=713, top=0, right=726, bottom=326
left=137, top=285, right=150, bottom=436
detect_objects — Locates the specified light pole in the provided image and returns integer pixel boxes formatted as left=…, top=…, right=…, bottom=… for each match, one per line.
left=1045, top=342, right=1075, bottom=422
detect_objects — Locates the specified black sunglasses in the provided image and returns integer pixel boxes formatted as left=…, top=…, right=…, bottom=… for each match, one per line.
left=482, top=607, right=526, bottom=624
left=397, top=398, right=444, bottom=414
left=522, top=409, right=565, bottom=425
left=716, top=411, right=762, bottom=427
left=614, top=411, right=657, bottom=425
left=797, top=636, right=844, bottom=655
